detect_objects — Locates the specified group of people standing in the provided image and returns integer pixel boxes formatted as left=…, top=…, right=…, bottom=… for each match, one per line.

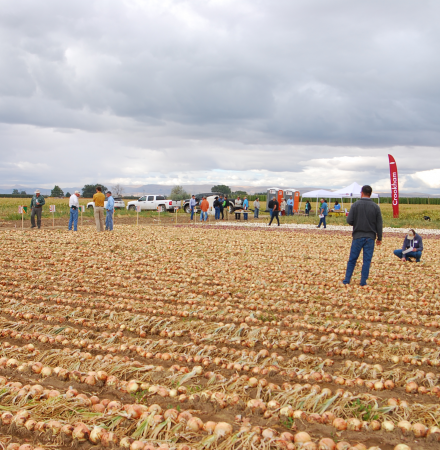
left=69, top=186, right=115, bottom=232
left=91, top=186, right=115, bottom=232
left=190, top=194, right=230, bottom=222
left=27, top=187, right=114, bottom=232
left=68, top=186, right=114, bottom=232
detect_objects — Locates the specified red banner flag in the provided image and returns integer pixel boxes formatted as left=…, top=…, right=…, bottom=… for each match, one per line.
left=388, top=154, right=399, bottom=218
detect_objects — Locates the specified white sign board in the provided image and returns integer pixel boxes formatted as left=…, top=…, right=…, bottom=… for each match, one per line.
left=174, top=206, right=179, bottom=211
left=18, top=206, right=23, bottom=214
left=136, top=205, right=141, bottom=212
left=79, top=205, right=85, bottom=212
left=49, top=205, right=56, bottom=213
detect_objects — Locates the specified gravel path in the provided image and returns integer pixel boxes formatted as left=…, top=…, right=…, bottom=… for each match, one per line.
left=199, top=220, right=440, bottom=235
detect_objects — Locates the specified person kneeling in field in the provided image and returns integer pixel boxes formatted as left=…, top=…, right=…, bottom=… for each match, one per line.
left=394, top=229, right=423, bottom=262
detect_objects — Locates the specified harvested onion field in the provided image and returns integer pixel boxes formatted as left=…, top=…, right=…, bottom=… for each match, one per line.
left=0, top=225, right=439, bottom=450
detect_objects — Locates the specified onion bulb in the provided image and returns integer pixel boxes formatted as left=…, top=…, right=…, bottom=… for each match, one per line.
left=214, top=422, right=233, bottom=438
left=412, top=423, right=427, bottom=437
left=90, top=426, right=106, bottom=444
left=72, top=423, right=90, bottom=441
left=294, top=432, right=311, bottom=443
left=381, top=421, right=395, bottom=432
left=332, top=418, right=347, bottom=431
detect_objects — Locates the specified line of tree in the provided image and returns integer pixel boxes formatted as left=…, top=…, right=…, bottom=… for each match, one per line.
left=12, top=189, right=27, bottom=195
left=81, top=184, right=108, bottom=198
left=170, top=185, right=190, bottom=201
left=211, top=185, right=249, bottom=197
left=51, top=185, right=64, bottom=197
left=211, top=185, right=231, bottom=195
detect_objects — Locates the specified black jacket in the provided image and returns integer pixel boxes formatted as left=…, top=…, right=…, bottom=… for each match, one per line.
left=347, top=198, right=383, bottom=241
left=268, top=199, right=279, bottom=211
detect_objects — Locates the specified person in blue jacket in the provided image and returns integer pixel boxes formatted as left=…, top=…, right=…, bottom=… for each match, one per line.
left=105, top=191, right=115, bottom=231
left=393, top=229, right=423, bottom=262
left=243, top=197, right=249, bottom=220
left=317, top=199, right=328, bottom=229
left=189, top=195, right=196, bottom=221
left=287, top=196, right=294, bottom=216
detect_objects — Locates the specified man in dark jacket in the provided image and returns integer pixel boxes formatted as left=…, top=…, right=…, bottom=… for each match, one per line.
left=342, top=185, right=382, bottom=286
left=393, top=229, right=423, bottom=262
left=268, top=197, right=280, bottom=226
left=30, top=190, right=45, bottom=229
left=213, top=196, right=221, bottom=220
left=218, top=195, right=224, bottom=220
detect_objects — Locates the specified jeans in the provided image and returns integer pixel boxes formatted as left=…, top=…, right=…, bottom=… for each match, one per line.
left=268, top=210, right=280, bottom=226
left=215, top=207, right=220, bottom=219
left=220, top=208, right=224, bottom=219
left=190, top=206, right=195, bottom=220
left=105, top=209, right=114, bottom=231
left=318, top=216, right=327, bottom=228
left=344, top=238, right=375, bottom=286
left=254, top=208, right=259, bottom=218
left=200, top=211, right=208, bottom=221
left=305, top=209, right=310, bottom=216
left=68, top=208, right=78, bottom=231
left=243, top=211, right=248, bottom=220
left=394, top=249, right=422, bottom=262
left=31, top=207, right=42, bottom=228
left=287, top=205, right=293, bottom=216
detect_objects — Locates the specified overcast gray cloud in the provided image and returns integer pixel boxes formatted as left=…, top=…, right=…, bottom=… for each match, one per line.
left=0, top=0, right=439, bottom=192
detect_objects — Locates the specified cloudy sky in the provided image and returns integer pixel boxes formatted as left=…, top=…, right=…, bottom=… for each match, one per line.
left=1, top=0, right=440, bottom=192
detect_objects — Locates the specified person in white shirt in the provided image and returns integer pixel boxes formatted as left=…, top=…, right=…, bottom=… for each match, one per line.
left=253, top=198, right=260, bottom=218
left=68, top=191, right=81, bottom=231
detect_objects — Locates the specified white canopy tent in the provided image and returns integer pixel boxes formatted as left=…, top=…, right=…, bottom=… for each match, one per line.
left=332, top=182, right=379, bottom=199
left=300, top=189, right=344, bottom=215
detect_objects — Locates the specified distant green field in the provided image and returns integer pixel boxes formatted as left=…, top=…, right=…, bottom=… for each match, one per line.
left=0, top=197, right=438, bottom=229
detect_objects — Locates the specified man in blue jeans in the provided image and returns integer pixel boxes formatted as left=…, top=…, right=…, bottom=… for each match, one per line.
left=317, top=199, right=328, bottom=228
left=105, top=191, right=115, bottom=231
left=342, top=185, right=383, bottom=286
left=287, top=196, right=294, bottom=216
left=68, top=191, right=80, bottom=231
left=189, top=195, right=196, bottom=221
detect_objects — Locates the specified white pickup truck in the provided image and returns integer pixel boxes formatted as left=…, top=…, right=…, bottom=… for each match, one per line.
left=87, top=198, right=125, bottom=209
left=126, top=195, right=178, bottom=212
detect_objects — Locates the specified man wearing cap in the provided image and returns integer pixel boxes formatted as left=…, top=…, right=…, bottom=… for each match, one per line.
left=105, top=191, right=115, bottom=231
left=30, top=190, right=45, bottom=229
left=93, top=186, right=106, bottom=232
left=393, top=229, right=423, bottom=262
left=68, top=191, right=81, bottom=231
left=189, top=195, right=196, bottom=222
left=213, top=196, right=221, bottom=220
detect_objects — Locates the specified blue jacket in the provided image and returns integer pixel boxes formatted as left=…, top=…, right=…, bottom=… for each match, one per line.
left=320, top=202, right=328, bottom=216
left=106, top=196, right=114, bottom=211
left=287, top=199, right=294, bottom=206
left=189, top=198, right=196, bottom=208
left=243, top=199, right=249, bottom=209
left=402, top=233, right=423, bottom=252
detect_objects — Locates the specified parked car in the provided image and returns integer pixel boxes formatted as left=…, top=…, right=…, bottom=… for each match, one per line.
left=126, top=195, right=178, bottom=212
left=87, top=197, right=125, bottom=209
left=182, top=192, right=235, bottom=214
